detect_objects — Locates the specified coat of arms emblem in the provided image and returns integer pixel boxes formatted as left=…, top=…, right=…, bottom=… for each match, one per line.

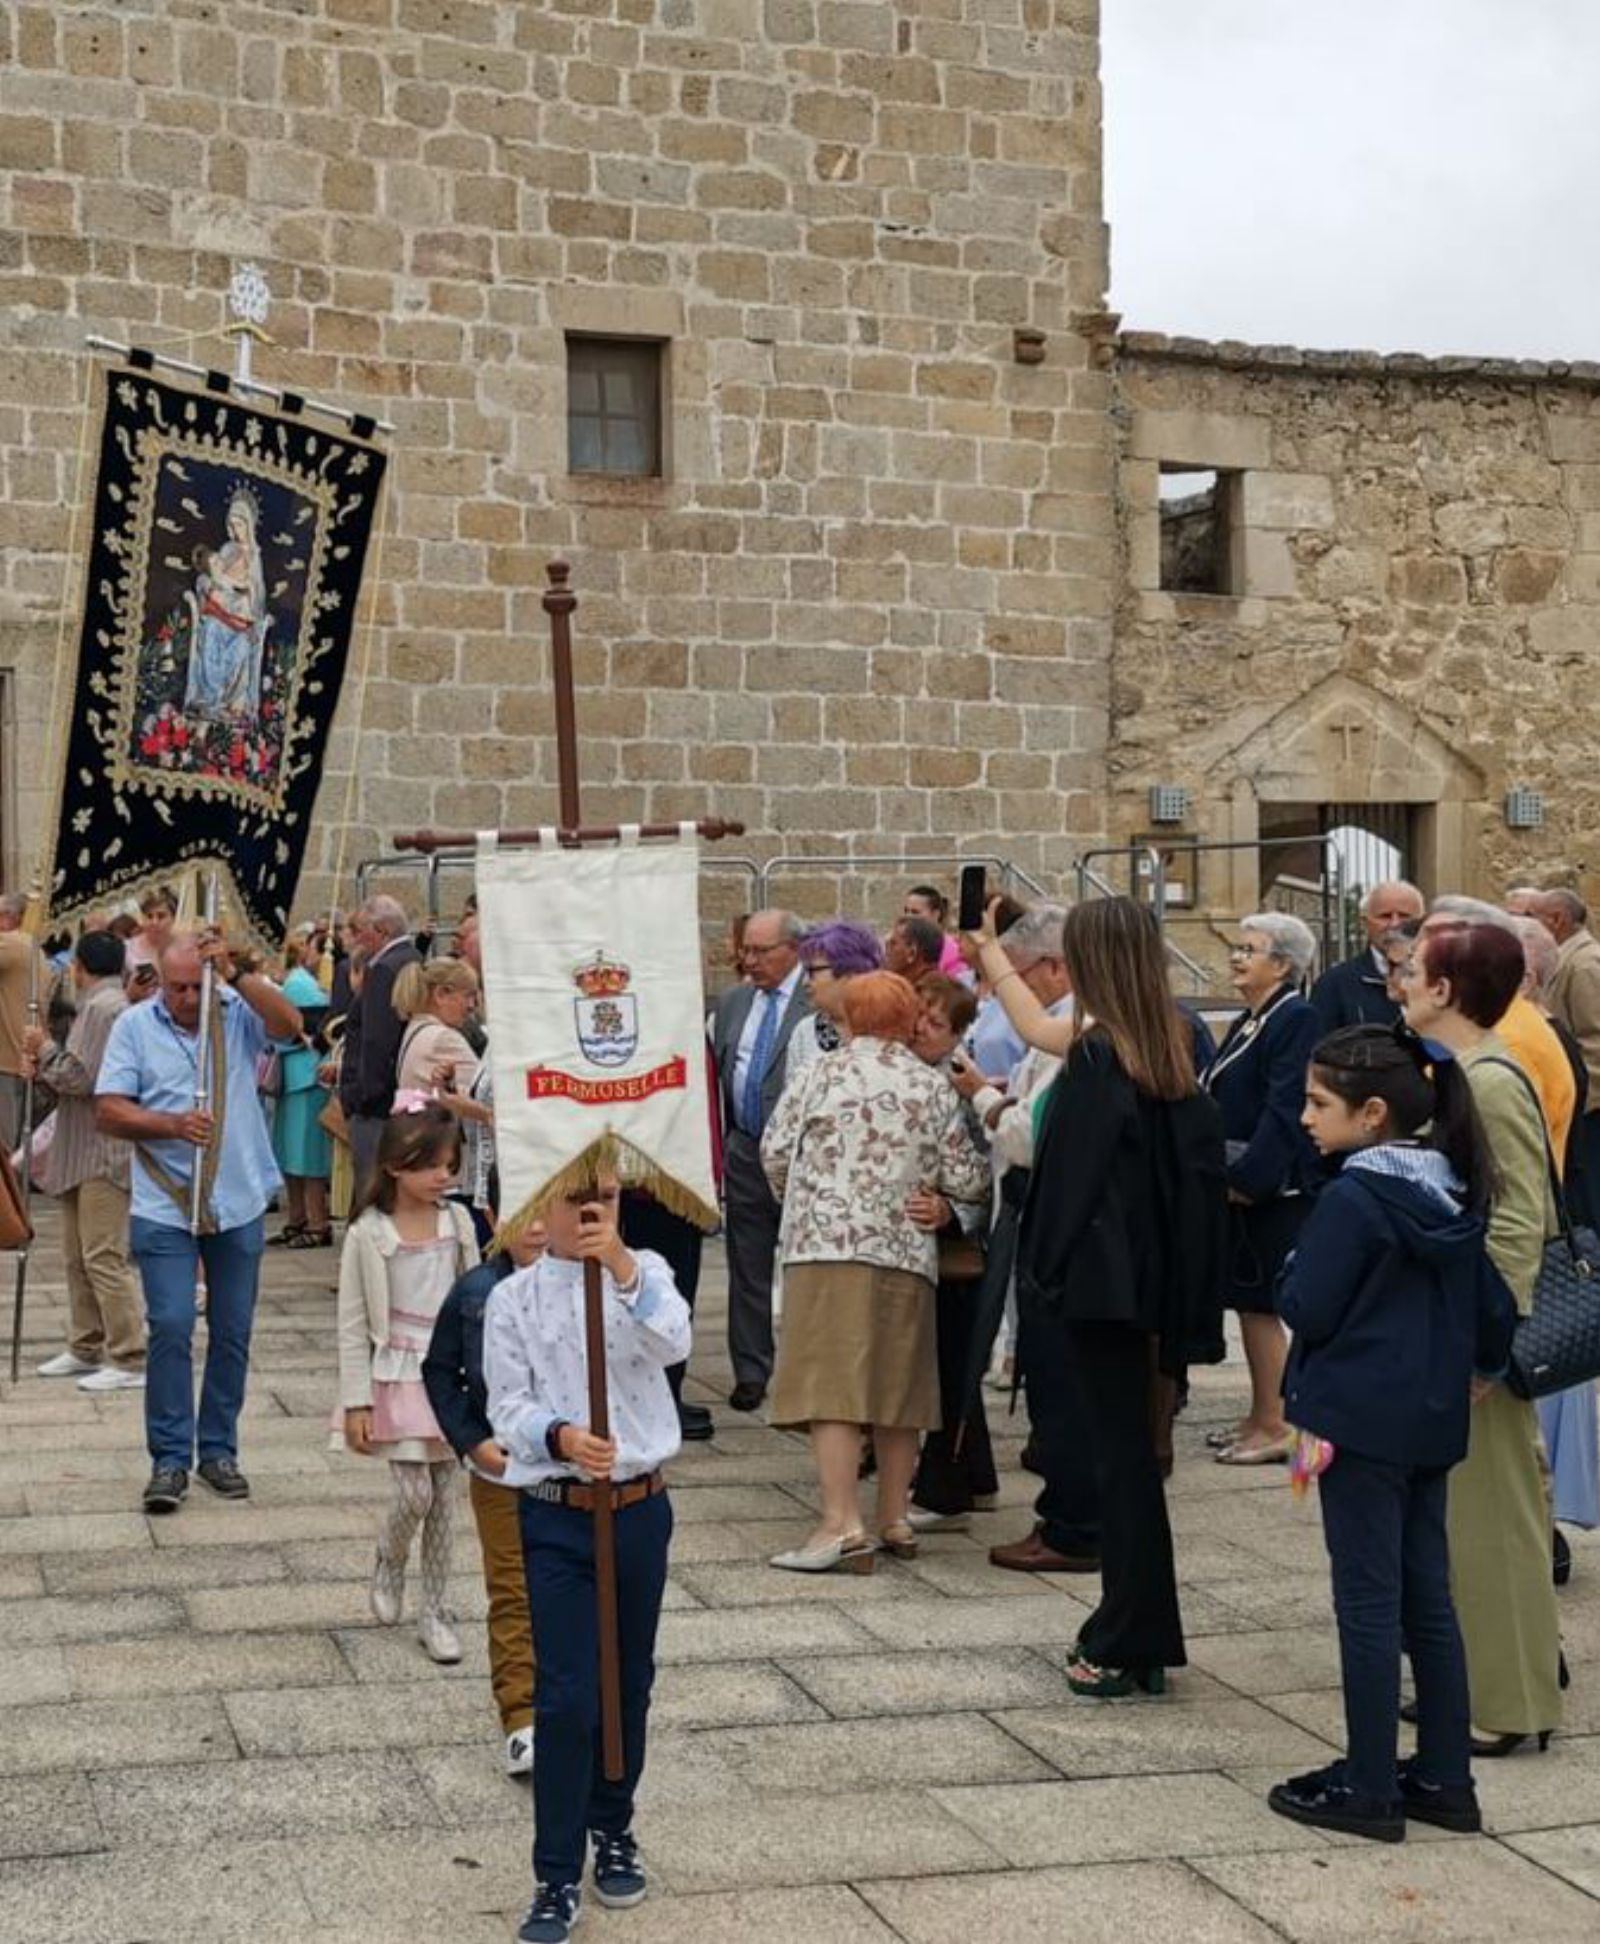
left=573, top=953, right=638, bottom=1069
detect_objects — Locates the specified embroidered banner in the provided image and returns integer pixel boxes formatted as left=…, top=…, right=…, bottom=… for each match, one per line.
left=477, top=833, right=718, bottom=1234
left=46, top=363, right=387, bottom=942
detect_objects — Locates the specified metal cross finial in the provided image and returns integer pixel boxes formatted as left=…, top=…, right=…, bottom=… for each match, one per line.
left=225, top=263, right=271, bottom=385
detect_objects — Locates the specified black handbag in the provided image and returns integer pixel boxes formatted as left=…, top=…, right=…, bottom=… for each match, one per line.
left=1485, top=1059, right=1600, bottom=1399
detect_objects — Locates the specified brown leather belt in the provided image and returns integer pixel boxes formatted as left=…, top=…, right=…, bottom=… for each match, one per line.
left=523, top=1469, right=665, bottom=1513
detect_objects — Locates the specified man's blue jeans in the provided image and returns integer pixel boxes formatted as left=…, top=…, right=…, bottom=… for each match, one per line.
left=131, top=1215, right=265, bottom=1472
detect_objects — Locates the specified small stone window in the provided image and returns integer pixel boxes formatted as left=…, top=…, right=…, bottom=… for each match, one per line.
left=1159, top=466, right=1239, bottom=594
left=565, top=336, right=664, bottom=477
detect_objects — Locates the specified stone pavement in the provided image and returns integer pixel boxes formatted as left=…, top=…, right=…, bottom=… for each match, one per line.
left=5, top=1208, right=1600, bottom=1943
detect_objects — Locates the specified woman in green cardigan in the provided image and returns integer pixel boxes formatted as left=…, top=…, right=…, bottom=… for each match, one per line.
left=1402, top=918, right=1561, bottom=1755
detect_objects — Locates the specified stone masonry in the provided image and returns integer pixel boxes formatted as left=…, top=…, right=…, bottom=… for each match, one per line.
left=0, top=0, right=1113, bottom=917
left=1110, top=335, right=1600, bottom=951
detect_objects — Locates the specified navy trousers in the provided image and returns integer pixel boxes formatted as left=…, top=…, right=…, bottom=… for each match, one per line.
left=1018, top=1298, right=1101, bottom=1558
left=1319, top=1450, right=1472, bottom=1801
left=519, top=1490, right=673, bottom=1889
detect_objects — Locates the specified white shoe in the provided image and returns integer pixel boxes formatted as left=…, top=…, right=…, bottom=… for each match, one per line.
left=504, top=1726, right=533, bottom=1776
left=76, top=1366, right=146, bottom=1393
left=906, top=1506, right=971, bottom=1533
left=418, top=1609, right=462, bottom=1664
left=37, top=1352, right=99, bottom=1378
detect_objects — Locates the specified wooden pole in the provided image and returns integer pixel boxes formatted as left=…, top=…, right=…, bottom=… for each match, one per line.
left=541, top=559, right=626, bottom=1784
left=189, top=872, right=220, bottom=1235
left=393, top=817, right=746, bottom=854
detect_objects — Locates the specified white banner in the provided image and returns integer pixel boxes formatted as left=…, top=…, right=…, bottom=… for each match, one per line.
left=475, top=828, right=718, bottom=1233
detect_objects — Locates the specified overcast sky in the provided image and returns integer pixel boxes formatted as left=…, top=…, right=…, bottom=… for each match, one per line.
left=1101, top=1, right=1600, bottom=361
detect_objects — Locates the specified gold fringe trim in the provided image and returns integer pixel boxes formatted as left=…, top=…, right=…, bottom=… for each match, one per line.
left=490, top=1135, right=719, bottom=1254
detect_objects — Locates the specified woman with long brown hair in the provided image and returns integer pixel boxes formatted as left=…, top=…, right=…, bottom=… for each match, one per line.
left=1017, top=897, right=1227, bottom=1697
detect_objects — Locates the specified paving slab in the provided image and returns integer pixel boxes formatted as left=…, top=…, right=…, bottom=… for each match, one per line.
left=0, top=1555, right=45, bottom=1598
left=2, top=1589, right=185, bottom=1645
left=643, top=1788, right=1003, bottom=1892
left=859, top=1860, right=1284, bottom=1943
left=224, top=1679, right=491, bottom=1756
left=66, top=1630, right=350, bottom=1699
left=0, top=1772, right=104, bottom=1862
left=778, top=1646, right=1069, bottom=1718
left=332, top=1623, right=490, bottom=1685
left=0, top=1839, right=317, bottom=1943
left=1186, top=1625, right=1346, bottom=1695
left=0, top=1646, right=72, bottom=1709
left=579, top=1885, right=902, bottom=1941
left=1503, top=1822, right=1600, bottom=1897
left=695, top=1710, right=1055, bottom=1792
left=671, top=1559, right=921, bottom=1607
left=1197, top=1838, right=1600, bottom=1940
left=89, top=1752, right=441, bottom=1844
left=291, top=1828, right=534, bottom=1922
left=654, top=1603, right=877, bottom=1664
left=654, top=1660, right=827, bottom=1729
left=151, top=1501, right=380, bottom=1548
left=38, top=1542, right=292, bottom=1596
left=843, top=1591, right=1094, bottom=1652
left=992, top=1693, right=1340, bottom=1778
left=931, top=1772, right=1334, bottom=1867
left=0, top=1694, right=236, bottom=1776
left=0, top=1510, right=151, bottom=1555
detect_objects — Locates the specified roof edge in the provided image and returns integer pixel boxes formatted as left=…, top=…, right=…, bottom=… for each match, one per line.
left=1115, top=329, right=1600, bottom=390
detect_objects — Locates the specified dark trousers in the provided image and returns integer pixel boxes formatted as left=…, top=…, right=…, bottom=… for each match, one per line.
left=722, top=1130, right=780, bottom=1389
left=1067, top=1319, right=1185, bottom=1670
left=519, top=1490, right=673, bottom=1889
left=913, top=1275, right=999, bottom=1514
left=1018, top=1299, right=1100, bottom=1558
left=1319, top=1451, right=1471, bottom=1802
left=623, top=1191, right=702, bottom=1407
left=1569, top=1110, right=1600, bottom=1230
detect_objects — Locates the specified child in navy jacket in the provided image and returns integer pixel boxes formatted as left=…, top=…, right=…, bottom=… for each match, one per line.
left=1267, top=1024, right=1515, bottom=1845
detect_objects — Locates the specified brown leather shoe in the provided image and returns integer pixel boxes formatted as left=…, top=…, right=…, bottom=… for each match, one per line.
left=988, top=1526, right=1100, bottom=1574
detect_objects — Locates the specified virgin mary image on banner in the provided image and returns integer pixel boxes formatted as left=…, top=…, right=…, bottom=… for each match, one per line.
left=182, top=484, right=270, bottom=723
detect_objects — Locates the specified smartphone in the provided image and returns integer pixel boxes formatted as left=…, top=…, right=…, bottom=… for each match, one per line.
left=957, top=863, right=988, bottom=933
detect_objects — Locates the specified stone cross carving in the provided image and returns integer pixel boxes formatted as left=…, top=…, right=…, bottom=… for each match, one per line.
left=1327, top=716, right=1366, bottom=764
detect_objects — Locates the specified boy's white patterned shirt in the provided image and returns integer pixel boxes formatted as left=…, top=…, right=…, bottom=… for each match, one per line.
left=483, top=1249, right=690, bottom=1485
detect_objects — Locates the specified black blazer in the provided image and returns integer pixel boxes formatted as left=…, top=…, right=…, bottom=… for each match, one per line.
left=710, top=976, right=812, bottom=1138
left=1018, top=1035, right=1229, bottom=1372
left=339, top=937, right=421, bottom=1119
left=1203, top=985, right=1322, bottom=1202
left=1310, top=950, right=1400, bottom=1032
left=421, top=1255, right=517, bottom=1459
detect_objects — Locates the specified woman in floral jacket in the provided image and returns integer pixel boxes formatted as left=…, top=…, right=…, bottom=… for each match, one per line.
left=761, top=971, right=990, bottom=1574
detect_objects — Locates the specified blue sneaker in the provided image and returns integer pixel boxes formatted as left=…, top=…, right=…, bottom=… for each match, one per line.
left=517, top=1883, right=581, bottom=1942
left=592, top=1829, right=648, bottom=1909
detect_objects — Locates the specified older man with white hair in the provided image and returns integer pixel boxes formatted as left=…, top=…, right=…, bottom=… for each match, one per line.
left=338, top=895, right=421, bottom=1194
left=1309, top=880, right=1424, bottom=1032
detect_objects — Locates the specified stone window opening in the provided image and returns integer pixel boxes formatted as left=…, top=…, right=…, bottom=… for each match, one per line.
left=565, top=336, right=665, bottom=478
left=1158, top=466, right=1239, bottom=595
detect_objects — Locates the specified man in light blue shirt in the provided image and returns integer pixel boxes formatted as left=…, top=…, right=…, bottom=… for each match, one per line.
left=97, top=930, right=301, bottom=1514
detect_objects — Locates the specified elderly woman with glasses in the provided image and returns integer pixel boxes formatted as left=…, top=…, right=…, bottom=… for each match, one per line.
left=781, top=921, right=885, bottom=1083
left=1202, top=911, right=1321, bottom=1464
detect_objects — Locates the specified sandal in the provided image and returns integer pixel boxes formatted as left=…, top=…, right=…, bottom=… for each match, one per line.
left=286, top=1227, right=334, bottom=1249
left=268, top=1223, right=307, bottom=1247
left=1215, top=1433, right=1293, bottom=1466
left=1066, top=1655, right=1167, bottom=1699
left=877, top=1520, right=919, bottom=1560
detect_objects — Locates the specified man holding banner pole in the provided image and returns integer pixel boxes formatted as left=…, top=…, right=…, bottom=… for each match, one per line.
left=96, top=930, right=300, bottom=1513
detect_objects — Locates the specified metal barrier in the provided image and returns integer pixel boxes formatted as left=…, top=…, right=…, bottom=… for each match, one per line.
left=756, top=852, right=1050, bottom=912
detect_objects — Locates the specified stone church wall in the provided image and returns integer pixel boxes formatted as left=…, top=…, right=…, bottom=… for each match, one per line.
left=1111, top=336, right=1600, bottom=936
left=0, top=0, right=1114, bottom=924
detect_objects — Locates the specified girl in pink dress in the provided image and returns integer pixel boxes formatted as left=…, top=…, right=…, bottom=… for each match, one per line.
left=336, top=1100, right=479, bottom=1663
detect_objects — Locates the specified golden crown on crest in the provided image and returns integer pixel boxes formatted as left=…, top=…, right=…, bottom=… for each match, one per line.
left=573, top=951, right=631, bottom=998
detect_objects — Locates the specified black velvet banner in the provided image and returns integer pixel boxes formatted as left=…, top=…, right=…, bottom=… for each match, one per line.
left=47, top=364, right=388, bottom=942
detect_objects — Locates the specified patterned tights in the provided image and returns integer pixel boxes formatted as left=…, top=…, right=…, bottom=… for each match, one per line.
left=379, top=1460, right=457, bottom=1614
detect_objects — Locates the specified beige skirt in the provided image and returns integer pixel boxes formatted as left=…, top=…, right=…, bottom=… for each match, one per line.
left=770, top=1260, right=939, bottom=1432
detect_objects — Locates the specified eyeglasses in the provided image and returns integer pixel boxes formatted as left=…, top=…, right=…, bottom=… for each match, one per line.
left=744, top=941, right=788, bottom=957
left=801, top=961, right=832, bottom=977
left=1227, top=943, right=1276, bottom=960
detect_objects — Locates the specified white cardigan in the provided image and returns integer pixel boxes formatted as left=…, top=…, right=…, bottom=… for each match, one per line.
left=336, top=1202, right=479, bottom=1410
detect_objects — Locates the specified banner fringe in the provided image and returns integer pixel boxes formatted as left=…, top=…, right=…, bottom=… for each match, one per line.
left=491, top=1133, right=719, bottom=1253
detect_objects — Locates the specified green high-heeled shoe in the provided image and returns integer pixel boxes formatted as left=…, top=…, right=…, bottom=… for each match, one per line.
left=1065, top=1656, right=1167, bottom=1699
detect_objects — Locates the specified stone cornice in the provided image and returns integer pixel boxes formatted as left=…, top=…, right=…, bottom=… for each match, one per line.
left=1116, top=330, right=1600, bottom=390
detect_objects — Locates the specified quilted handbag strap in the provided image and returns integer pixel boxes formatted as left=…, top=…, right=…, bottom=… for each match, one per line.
left=1477, top=1056, right=1583, bottom=1259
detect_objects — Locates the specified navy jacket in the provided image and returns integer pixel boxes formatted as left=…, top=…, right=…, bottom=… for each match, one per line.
left=1279, top=1164, right=1516, bottom=1470
left=1310, top=949, right=1401, bottom=1033
left=421, top=1255, right=517, bottom=1460
left=1203, top=987, right=1322, bottom=1202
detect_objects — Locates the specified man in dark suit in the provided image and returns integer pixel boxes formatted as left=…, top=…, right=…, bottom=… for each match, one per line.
left=1309, top=880, right=1424, bottom=1032
left=710, top=908, right=811, bottom=1409
left=339, top=895, right=422, bottom=1194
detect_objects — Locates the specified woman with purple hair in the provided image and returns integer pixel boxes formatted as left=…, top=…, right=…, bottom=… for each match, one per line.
left=783, top=921, right=885, bottom=1081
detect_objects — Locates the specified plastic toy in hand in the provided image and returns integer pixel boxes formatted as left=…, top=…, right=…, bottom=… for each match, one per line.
left=1288, top=1427, right=1335, bottom=1500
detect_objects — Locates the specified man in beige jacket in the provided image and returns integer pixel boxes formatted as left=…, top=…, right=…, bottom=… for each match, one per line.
left=26, top=932, right=146, bottom=1391
left=0, top=890, right=49, bottom=1152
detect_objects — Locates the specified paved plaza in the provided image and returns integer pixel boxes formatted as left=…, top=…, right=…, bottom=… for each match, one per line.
left=5, top=1211, right=1600, bottom=1942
